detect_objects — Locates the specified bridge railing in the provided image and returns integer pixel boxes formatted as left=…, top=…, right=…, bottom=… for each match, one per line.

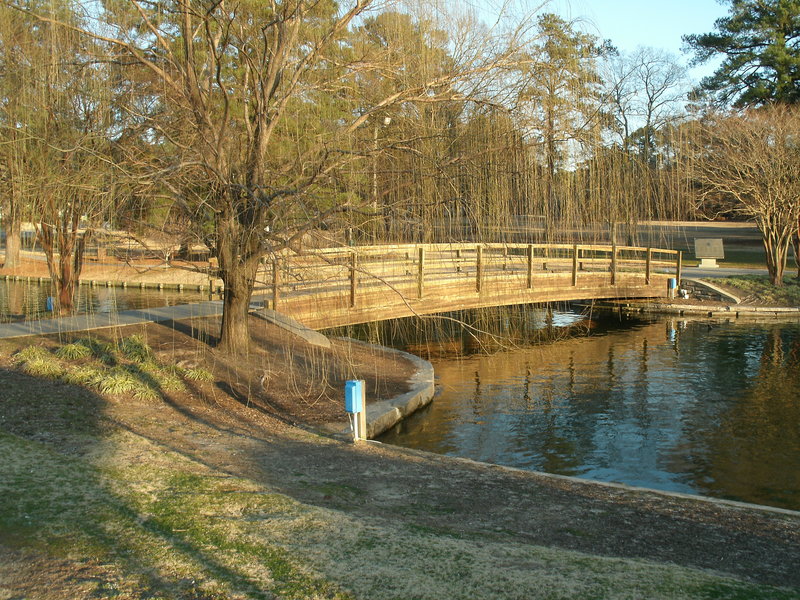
left=259, top=243, right=681, bottom=312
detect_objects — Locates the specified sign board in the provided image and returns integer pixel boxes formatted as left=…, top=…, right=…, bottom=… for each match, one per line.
left=694, top=238, right=724, bottom=259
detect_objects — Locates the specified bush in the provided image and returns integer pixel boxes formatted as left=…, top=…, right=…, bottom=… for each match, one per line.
left=62, top=365, right=106, bottom=387
left=12, top=345, right=53, bottom=365
left=74, top=338, right=116, bottom=365
left=22, top=357, right=65, bottom=379
left=117, top=335, right=154, bottom=364
left=55, top=343, right=93, bottom=360
left=182, top=367, right=214, bottom=382
left=98, top=366, right=158, bottom=400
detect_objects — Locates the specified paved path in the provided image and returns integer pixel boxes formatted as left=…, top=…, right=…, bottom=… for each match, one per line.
left=687, top=266, right=769, bottom=278
left=0, top=301, right=224, bottom=339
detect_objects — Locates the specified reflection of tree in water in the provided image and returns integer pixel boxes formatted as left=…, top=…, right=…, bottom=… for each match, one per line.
left=676, top=325, right=800, bottom=509
left=381, top=317, right=800, bottom=509
left=329, top=304, right=592, bottom=358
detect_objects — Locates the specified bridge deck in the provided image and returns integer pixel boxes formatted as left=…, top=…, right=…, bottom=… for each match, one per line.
left=257, top=243, right=681, bottom=329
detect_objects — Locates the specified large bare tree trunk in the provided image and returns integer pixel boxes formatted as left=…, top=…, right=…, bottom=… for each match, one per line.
left=218, top=265, right=258, bottom=355
left=215, top=204, right=262, bottom=355
left=3, top=219, right=21, bottom=268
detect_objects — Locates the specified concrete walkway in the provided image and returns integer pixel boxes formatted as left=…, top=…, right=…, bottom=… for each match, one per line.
left=687, top=266, right=769, bottom=278
left=0, top=301, right=224, bottom=339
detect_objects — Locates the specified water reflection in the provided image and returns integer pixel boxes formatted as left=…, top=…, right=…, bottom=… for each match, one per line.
left=0, top=279, right=208, bottom=322
left=380, top=314, right=800, bottom=511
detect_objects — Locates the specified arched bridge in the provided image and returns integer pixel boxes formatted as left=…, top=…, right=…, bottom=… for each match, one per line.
left=257, top=243, right=682, bottom=329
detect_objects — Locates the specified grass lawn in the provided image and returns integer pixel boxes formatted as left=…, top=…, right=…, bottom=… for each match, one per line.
left=1, top=327, right=799, bottom=599
left=716, top=274, right=800, bottom=306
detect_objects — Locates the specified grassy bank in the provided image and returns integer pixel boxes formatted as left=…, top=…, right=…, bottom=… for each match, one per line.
left=715, top=274, right=800, bottom=306
left=2, top=327, right=799, bottom=598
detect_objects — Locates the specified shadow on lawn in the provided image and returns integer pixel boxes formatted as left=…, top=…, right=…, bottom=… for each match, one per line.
left=0, top=367, right=313, bottom=600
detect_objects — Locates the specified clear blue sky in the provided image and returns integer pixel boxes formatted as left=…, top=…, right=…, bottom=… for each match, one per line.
left=551, top=0, right=730, bottom=80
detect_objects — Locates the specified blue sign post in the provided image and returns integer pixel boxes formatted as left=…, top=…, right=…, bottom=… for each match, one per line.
left=667, top=277, right=676, bottom=299
left=345, top=379, right=366, bottom=441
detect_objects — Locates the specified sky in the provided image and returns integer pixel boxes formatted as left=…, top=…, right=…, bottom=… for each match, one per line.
left=550, top=0, right=730, bottom=81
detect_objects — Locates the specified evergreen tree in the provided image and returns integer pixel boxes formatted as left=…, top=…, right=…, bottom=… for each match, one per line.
left=684, top=0, right=800, bottom=106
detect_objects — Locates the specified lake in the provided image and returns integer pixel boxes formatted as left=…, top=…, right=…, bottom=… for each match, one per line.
left=376, top=310, right=800, bottom=511
left=0, top=278, right=209, bottom=323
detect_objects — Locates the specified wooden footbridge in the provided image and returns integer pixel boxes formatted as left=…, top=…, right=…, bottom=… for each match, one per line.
left=256, top=243, right=682, bottom=330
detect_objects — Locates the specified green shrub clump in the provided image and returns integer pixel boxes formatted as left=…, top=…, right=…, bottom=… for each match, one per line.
left=11, top=335, right=213, bottom=401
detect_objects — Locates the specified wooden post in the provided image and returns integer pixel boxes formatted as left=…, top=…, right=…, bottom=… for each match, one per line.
left=417, top=247, right=425, bottom=298
left=350, top=251, right=358, bottom=307
left=611, top=244, right=618, bottom=285
left=572, top=244, right=578, bottom=286
left=646, top=247, right=652, bottom=285
left=526, top=244, right=533, bottom=289
left=456, top=248, right=462, bottom=272
left=272, top=258, right=280, bottom=310
left=476, top=245, right=483, bottom=292
left=676, top=250, right=683, bottom=288
left=357, top=383, right=367, bottom=441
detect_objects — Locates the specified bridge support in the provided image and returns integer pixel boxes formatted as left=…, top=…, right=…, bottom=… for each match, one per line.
left=572, top=244, right=578, bottom=286
left=417, top=247, right=425, bottom=298
left=476, top=245, right=483, bottom=293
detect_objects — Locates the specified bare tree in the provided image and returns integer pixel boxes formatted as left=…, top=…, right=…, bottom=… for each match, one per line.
left=5, top=0, right=538, bottom=354
left=690, top=106, right=800, bottom=285
left=0, top=0, right=110, bottom=312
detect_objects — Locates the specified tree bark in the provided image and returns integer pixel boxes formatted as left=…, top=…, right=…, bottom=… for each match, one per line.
left=217, top=260, right=259, bottom=355
left=37, top=218, right=89, bottom=315
left=762, top=232, right=789, bottom=287
left=4, top=219, right=21, bottom=268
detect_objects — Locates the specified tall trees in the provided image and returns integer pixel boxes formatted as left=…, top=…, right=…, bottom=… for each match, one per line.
left=519, top=14, right=606, bottom=237
left=0, top=2, right=36, bottom=268
left=684, top=0, right=800, bottom=106
left=13, top=0, right=534, bottom=354
left=0, top=0, right=109, bottom=312
left=603, top=47, right=688, bottom=226
left=690, top=106, right=800, bottom=285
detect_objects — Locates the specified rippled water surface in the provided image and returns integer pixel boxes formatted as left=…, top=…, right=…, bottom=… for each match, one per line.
left=380, top=315, right=800, bottom=510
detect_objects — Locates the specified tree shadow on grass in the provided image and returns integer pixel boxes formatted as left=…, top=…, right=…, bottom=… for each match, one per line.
left=0, top=367, right=336, bottom=599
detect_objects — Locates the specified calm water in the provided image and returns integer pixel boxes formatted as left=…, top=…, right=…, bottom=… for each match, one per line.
left=0, top=279, right=209, bottom=322
left=380, top=314, right=800, bottom=511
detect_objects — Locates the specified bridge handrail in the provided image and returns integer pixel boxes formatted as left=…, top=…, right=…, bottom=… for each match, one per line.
left=261, top=242, right=682, bottom=303
left=279, top=242, right=678, bottom=260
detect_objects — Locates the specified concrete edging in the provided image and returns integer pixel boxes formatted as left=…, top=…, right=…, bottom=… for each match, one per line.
left=333, top=338, right=436, bottom=439
left=626, top=302, right=800, bottom=318
left=682, top=277, right=741, bottom=304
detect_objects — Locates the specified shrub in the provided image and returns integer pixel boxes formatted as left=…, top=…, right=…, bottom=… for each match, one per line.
left=11, top=345, right=52, bottom=365
left=98, top=366, right=158, bottom=400
left=139, top=363, right=185, bottom=392
left=62, top=365, right=106, bottom=387
left=75, top=338, right=116, bottom=365
left=117, top=335, right=154, bottom=364
left=22, top=357, right=65, bottom=379
left=182, top=367, right=214, bottom=382
left=55, top=343, right=93, bottom=360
